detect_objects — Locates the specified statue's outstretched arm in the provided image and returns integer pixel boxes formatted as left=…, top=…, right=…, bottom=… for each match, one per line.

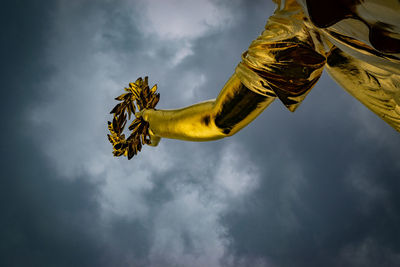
left=107, top=0, right=328, bottom=157
left=141, top=74, right=275, bottom=143
left=107, top=0, right=326, bottom=155
left=140, top=0, right=327, bottom=145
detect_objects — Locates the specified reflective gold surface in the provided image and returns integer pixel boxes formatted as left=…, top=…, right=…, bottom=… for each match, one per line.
left=326, top=47, right=400, bottom=130
left=142, top=75, right=275, bottom=142
left=114, top=0, right=399, bottom=152
left=235, top=0, right=327, bottom=112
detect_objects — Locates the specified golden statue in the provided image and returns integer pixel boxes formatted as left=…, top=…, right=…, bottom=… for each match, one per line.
left=108, top=0, right=400, bottom=159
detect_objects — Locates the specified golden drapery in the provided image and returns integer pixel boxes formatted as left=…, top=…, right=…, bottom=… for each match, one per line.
left=237, top=0, right=400, bottom=130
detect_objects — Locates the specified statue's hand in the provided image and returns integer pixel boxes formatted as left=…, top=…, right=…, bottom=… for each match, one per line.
left=148, top=130, right=161, bottom=147
left=136, top=109, right=161, bottom=147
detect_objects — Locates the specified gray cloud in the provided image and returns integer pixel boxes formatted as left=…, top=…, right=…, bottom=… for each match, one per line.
left=2, top=0, right=400, bottom=266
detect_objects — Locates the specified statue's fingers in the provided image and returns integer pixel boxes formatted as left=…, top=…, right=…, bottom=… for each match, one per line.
left=135, top=109, right=151, bottom=121
left=149, top=135, right=161, bottom=147
left=135, top=110, right=144, bottom=118
left=147, top=128, right=161, bottom=147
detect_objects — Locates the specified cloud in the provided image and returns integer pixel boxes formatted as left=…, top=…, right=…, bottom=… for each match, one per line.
left=3, top=0, right=400, bottom=266
left=18, top=1, right=268, bottom=265
left=143, top=143, right=260, bottom=267
left=337, top=238, right=400, bottom=267
left=136, top=0, right=234, bottom=40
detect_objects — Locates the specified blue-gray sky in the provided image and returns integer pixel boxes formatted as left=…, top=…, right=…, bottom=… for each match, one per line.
left=1, top=0, right=400, bottom=266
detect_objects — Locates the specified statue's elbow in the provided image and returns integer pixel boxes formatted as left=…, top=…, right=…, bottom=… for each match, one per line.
left=217, top=125, right=239, bottom=138
left=212, top=118, right=239, bottom=138
left=222, top=128, right=235, bottom=137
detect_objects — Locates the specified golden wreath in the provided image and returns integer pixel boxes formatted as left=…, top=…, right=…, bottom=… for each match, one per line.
left=107, top=77, right=160, bottom=159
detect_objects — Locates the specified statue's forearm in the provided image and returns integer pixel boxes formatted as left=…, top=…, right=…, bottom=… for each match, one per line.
left=143, top=100, right=223, bottom=141
left=142, top=74, right=275, bottom=142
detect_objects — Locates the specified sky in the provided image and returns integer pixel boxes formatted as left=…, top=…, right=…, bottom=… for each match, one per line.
left=1, top=0, right=400, bottom=266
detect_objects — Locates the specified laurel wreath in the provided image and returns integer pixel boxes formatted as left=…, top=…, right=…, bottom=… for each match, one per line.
left=107, top=77, right=160, bottom=159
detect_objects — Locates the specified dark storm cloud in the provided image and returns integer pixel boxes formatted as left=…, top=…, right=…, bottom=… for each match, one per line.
left=2, top=0, right=400, bottom=266
left=0, top=1, right=152, bottom=266
left=0, top=1, right=104, bottom=265
left=162, top=0, right=273, bottom=101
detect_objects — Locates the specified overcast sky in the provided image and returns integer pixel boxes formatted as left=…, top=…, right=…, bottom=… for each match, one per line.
left=1, top=0, right=400, bottom=266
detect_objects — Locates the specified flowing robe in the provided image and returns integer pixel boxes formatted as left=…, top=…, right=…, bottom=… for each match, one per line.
left=236, top=0, right=400, bottom=131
